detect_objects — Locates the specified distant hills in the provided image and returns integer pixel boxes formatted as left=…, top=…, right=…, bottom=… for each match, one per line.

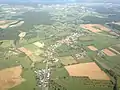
left=0, top=0, right=120, bottom=4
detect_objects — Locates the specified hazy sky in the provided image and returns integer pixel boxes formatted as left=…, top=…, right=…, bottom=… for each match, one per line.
left=0, top=0, right=119, bottom=3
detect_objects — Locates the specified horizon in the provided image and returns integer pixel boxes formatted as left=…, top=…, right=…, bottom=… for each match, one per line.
left=0, top=0, right=119, bottom=4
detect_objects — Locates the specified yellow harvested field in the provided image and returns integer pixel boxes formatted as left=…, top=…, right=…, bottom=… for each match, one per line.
left=103, top=49, right=116, bottom=56
left=0, top=66, right=25, bottom=90
left=88, top=46, right=98, bottom=51
left=109, top=47, right=120, bottom=54
left=80, top=24, right=110, bottom=33
left=60, top=56, right=77, bottom=66
left=33, top=42, right=44, bottom=48
left=65, top=62, right=110, bottom=80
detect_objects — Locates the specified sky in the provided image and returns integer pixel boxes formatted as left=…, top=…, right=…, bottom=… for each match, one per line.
left=0, top=0, right=119, bottom=3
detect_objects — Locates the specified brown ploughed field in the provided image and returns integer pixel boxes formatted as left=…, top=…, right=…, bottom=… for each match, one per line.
left=65, top=62, right=110, bottom=80
left=0, top=66, right=25, bottom=90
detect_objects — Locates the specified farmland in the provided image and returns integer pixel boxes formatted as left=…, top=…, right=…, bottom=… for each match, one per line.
left=59, top=56, right=77, bottom=65
left=0, top=66, right=25, bottom=90
left=0, top=3, right=120, bottom=90
left=65, top=62, right=110, bottom=80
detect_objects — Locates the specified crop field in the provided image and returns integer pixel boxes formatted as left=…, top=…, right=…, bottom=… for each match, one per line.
left=108, top=47, right=120, bottom=54
left=0, top=66, right=24, bottom=89
left=0, top=66, right=25, bottom=90
left=65, top=62, right=110, bottom=80
left=76, top=33, right=119, bottom=50
left=50, top=77, right=113, bottom=90
left=18, top=47, right=33, bottom=56
left=18, top=47, right=43, bottom=63
left=80, top=24, right=111, bottom=33
left=24, top=44, right=40, bottom=53
left=51, top=67, right=113, bottom=90
left=23, top=44, right=44, bottom=62
left=0, top=40, right=11, bottom=48
left=87, top=46, right=98, bottom=51
left=76, top=57, right=94, bottom=63
left=0, top=50, right=41, bottom=90
left=102, top=49, right=116, bottom=56
left=95, top=55, right=120, bottom=75
left=112, top=44, right=120, bottom=52
left=30, top=55, right=44, bottom=63
left=0, top=55, right=38, bottom=90
left=59, top=56, right=77, bottom=66
left=78, top=36, right=94, bottom=42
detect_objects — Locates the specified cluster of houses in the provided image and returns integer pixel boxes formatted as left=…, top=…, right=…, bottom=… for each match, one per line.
left=34, top=69, right=51, bottom=87
left=34, top=31, right=90, bottom=89
left=57, top=32, right=88, bottom=46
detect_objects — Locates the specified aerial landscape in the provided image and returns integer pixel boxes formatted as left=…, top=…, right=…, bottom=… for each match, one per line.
left=0, top=0, right=120, bottom=90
